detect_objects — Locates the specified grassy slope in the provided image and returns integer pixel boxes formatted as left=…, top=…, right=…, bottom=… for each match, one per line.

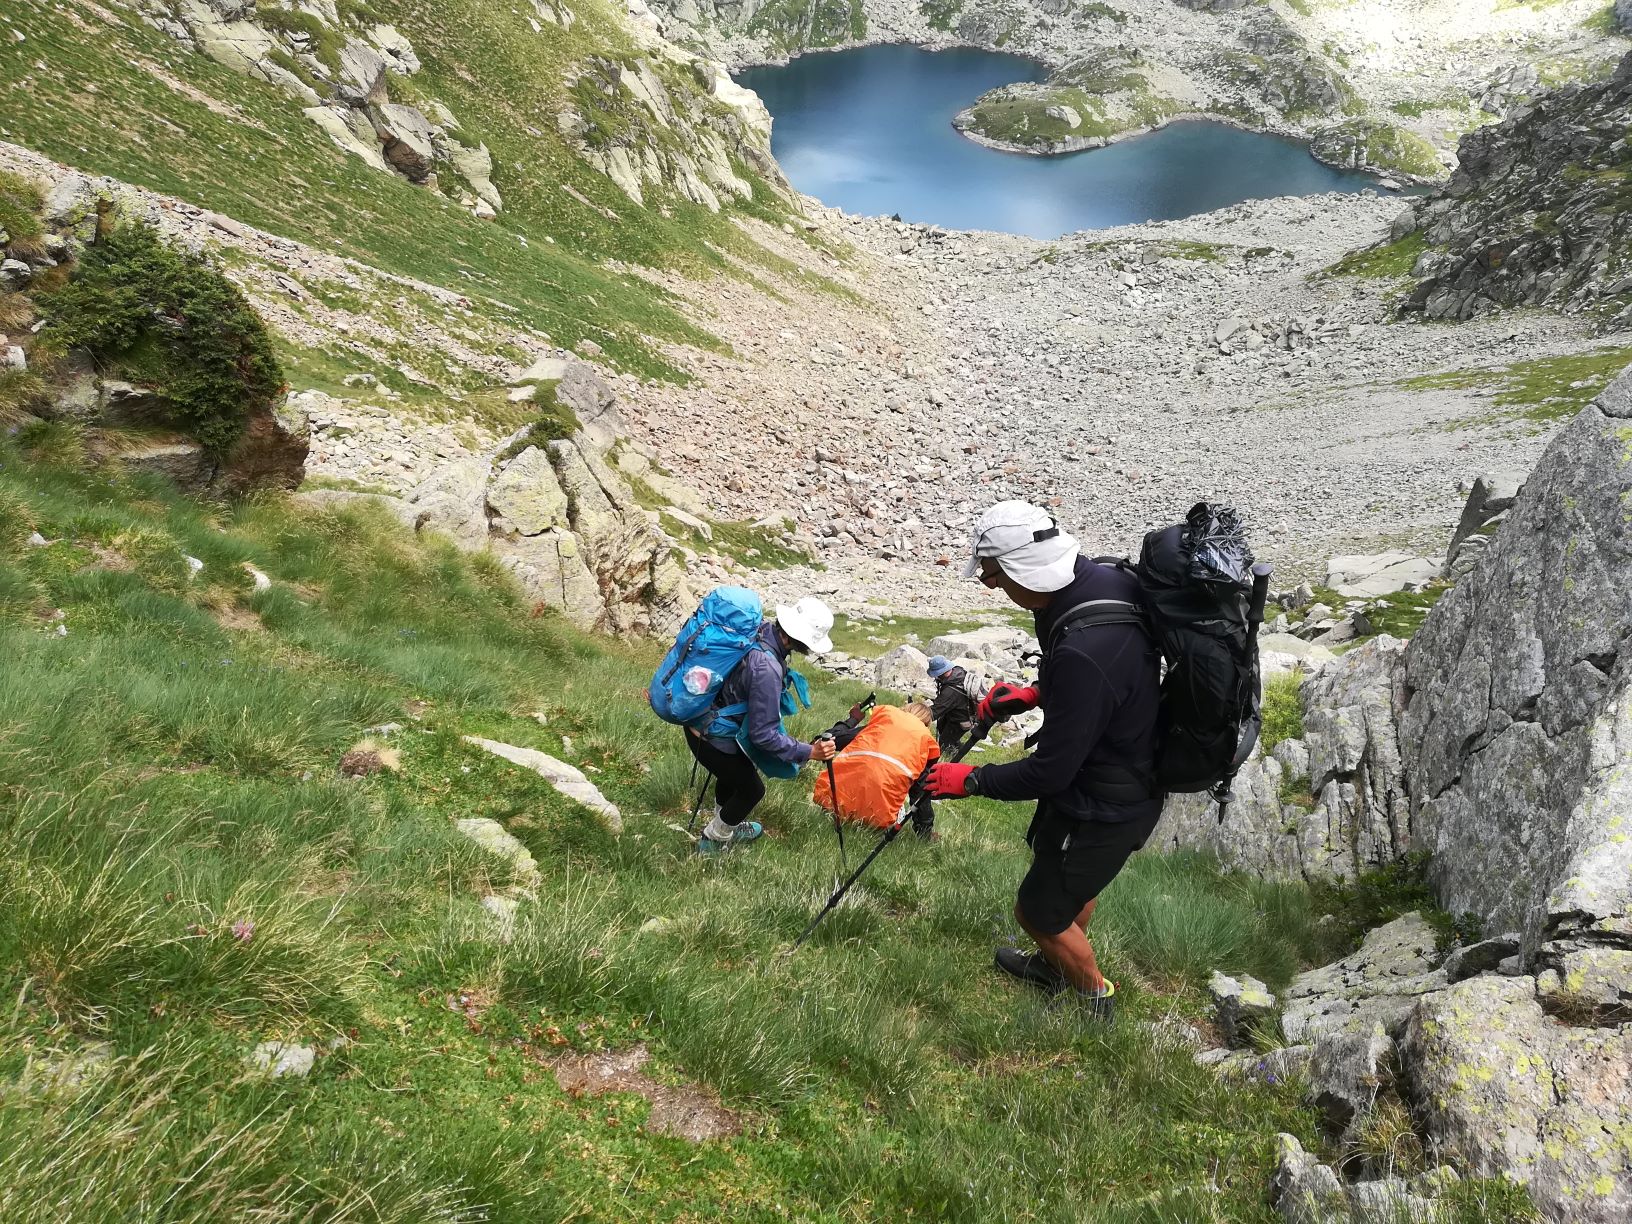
left=0, top=0, right=814, bottom=380
left=7, top=434, right=1539, bottom=1221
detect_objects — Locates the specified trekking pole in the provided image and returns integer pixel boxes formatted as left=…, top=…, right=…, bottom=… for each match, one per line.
left=790, top=718, right=992, bottom=952
left=687, top=759, right=715, bottom=835
left=819, top=734, right=849, bottom=873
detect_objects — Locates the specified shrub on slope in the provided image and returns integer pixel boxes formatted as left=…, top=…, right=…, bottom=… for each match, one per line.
left=39, top=223, right=284, bottom=455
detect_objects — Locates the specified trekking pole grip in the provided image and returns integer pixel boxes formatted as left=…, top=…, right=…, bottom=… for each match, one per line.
left=1248, top=563, right=1272, bottom=626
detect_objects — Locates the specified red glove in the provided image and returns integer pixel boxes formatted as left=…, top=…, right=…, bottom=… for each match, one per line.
left=924, top=762, right=976, bottom=799
left=978, top=683, right=1040, bottom=723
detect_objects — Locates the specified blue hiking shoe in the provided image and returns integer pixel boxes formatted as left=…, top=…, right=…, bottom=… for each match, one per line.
left=696, top=821, right=763, bottom=855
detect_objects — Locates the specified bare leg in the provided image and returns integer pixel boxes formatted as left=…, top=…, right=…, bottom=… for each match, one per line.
left=1015, top=898, right=1105, bottom=993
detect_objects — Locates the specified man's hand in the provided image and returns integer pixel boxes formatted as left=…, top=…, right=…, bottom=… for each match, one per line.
left=978, top=683, right=1040, bottom=723
left=847, top=703, right=863, bottom=724
left=924, top=762, right=976, bottom=799
left=810, top=737, right=838, bottom=763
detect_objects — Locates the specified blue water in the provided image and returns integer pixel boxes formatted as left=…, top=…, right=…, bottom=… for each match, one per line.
left=735, top=45, right=1394, bottom=238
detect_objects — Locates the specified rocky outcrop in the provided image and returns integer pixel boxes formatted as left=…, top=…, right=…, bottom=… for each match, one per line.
left=458, top=427, right=692, bottom=635
left=553, top=5, right=786, bottom=210
left=1168, top=366, right=1632, bottom=950
left=138, top=1, right=508, bottom=215
left=1401, top=975, right=1632, bottom=1223
left=1309, top=120, right=1443, bottom=181
left=1158, top=637, right=1409, bottom=883
left=1175, top=372, right=1632, bottom=1221
left=1441, top=475, right=1519, bottom=581
left=292, top=362, right=693, bottom=635
left=1400, top=367, right=1632, bottom=950
left=1403, top=53, right=1632, bottom=329
left=1219, top=11, right=1351, bottom=123
left=140, top=0, right=782, bottom=218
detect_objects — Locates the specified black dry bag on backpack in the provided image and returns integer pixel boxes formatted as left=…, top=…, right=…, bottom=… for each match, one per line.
left=1136, top=503, right=1270, bottom=803
left=1058, top=502, right=1271, bottom=817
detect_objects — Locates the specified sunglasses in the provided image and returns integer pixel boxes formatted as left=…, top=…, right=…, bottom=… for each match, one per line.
left=978, top=564, right=1003, bottom=589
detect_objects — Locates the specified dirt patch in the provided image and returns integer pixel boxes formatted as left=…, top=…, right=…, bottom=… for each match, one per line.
left=549, top=1044, right=740, bottom=1142
left=211, top=603, right=265, bottom=633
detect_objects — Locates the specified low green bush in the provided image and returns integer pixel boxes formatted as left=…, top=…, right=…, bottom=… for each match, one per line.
left=39, top=223, right=284, bottom=455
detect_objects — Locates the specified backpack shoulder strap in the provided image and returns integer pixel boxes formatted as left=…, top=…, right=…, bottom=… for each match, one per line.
left=1046, top=599, right=1150, bottom=657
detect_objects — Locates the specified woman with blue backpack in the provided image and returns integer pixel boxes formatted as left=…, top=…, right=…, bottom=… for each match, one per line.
left=650, top=590, right=838, bottom=856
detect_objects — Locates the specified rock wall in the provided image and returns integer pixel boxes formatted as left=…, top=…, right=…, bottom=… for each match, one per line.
left=1403, top=52, right=1632, bottom=329
left=1401, top=366, right=1632, bottom=948
left=294, top=366, right=694, bottom=637
left=1165, top=367, right=1632, bottom=958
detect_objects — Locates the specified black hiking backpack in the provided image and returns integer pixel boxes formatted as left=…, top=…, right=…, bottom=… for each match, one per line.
left=1049, top=503, right=1271, bottom=819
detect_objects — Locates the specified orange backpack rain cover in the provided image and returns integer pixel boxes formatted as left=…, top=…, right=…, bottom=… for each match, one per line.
left=812, top=705, right=942, bottom=828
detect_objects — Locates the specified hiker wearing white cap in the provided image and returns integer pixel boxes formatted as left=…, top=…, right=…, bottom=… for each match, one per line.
left=687, top=595, right=838, bottom=855
left=924, top=501, right=1163, bottom=1022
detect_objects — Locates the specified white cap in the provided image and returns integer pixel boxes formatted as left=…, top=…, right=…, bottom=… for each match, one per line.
left=775, top=596, right=834, bottom=654
left=960, top=500, right=1080, bottom=593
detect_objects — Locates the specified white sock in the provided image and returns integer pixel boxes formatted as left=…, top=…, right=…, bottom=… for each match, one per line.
left=703, top=813, right=735, bottom=842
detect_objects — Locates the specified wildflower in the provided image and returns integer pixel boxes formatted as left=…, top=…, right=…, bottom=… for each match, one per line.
left=232, top=919, right=256, bottom=942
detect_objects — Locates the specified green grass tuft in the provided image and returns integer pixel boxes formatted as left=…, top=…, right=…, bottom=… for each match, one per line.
left=1405, top=345, right=1632, bottom=426
left=1260, top=671, right=1305, bottom=753
left=1327, top=231, right=1427, bottom=279
left=0, top=168, right=45, bottom=245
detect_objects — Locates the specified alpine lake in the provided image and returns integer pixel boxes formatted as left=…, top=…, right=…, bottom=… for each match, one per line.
left=735, top=45, right=1400, bottom=238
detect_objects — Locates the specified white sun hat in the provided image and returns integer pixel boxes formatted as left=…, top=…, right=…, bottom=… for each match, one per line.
left=775, top=596, right=835, bottom=654
left=960, top=500, right=1080, bottom=593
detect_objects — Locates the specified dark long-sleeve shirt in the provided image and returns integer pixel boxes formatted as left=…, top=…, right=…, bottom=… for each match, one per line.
left=931, top=667, right=978, bottom=745
left=704, top=622, right=812, bottom=766
left=975, top=557, right=1162, bottom=824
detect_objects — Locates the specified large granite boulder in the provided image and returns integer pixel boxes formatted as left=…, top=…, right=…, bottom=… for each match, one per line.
left=1282, top=912, right=1447, bottom=1045
left=1401, top=974, right=1632, bottom=1223
left=1442, top=475, right=1519, bottom=581
left=1400, top=369, right=1632, bottom=948
left=1301, top=637, right=1410, bottom=873
left=487, top=446, right=569, bottom=536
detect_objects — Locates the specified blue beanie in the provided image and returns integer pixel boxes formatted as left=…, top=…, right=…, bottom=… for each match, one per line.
left=926, top=655, right=953, bottom=678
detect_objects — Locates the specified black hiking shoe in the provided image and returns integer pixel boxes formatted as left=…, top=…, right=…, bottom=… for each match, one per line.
left=1054, top=980, right=1116, bottom=1025
left=993, top=947, right=1068, bottom=994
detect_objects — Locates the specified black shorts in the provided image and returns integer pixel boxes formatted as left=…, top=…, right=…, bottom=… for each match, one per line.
left=1016, top=804, right=1159, bottom=936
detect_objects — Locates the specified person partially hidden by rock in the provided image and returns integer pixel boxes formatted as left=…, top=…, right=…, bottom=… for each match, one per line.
left=923, top=500, right=1162, bottom=1023
left=926, top=654, right=988, bottom=752
left=686, top=596, right=839, bottom=856
left=812, top=701, right=940, bottom=841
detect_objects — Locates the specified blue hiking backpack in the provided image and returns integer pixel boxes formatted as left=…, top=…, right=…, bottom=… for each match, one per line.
left=649, top=587, right=766, bottom=728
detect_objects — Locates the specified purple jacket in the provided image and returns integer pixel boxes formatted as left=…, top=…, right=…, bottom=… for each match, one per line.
left=704, top=622, right=813, bottom=766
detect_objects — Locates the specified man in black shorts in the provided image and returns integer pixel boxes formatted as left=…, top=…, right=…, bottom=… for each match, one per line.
left=924, top=500, right=1162, bottom=1022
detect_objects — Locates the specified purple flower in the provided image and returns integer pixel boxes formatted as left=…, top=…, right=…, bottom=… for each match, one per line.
left=231, top=919, right=255, bottom=943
